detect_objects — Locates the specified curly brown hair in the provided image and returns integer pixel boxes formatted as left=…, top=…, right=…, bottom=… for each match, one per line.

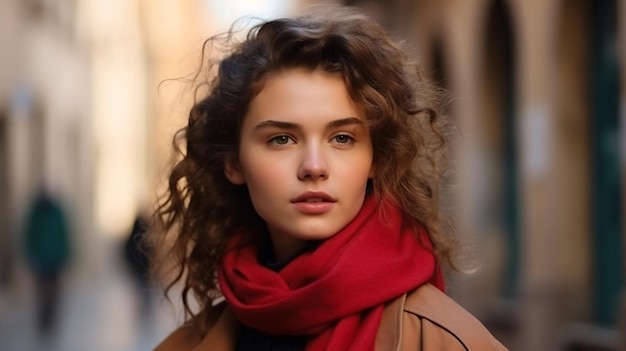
left=151, top=5, right=455, bottom=331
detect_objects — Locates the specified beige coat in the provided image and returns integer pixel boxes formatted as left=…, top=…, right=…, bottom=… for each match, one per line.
left=154, top=283, right=508, bottom=351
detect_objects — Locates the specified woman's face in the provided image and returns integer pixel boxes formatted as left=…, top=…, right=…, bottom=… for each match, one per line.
left=225, top=68, right=374, bottom=260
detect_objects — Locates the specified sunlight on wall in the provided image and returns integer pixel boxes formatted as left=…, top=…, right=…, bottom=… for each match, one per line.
left=202, top=0, right=294, bottom=31
left=79, top=0, right=147, bottom=238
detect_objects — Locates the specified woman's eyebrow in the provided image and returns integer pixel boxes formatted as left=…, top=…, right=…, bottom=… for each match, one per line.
left=327, top=117, right=365, bottom=128
left=254, top=120, right=303, bottom=131
left=253, top=117, right=364, bottom=131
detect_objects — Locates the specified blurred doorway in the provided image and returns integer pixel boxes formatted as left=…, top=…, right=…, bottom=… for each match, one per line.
left=0, top=111, right=8, bottom=287
left=589, top=0, right=623, bottom=327
left=481, top=0, right=519, bottom=299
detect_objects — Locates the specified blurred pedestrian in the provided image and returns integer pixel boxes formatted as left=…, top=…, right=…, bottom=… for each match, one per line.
left=123, top=212, right=153, bottom=314
left=23, top=187, right=71, bottom=337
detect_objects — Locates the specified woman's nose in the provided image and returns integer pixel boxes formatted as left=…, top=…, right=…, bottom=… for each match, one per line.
left=297, top=144, right=329, bottom=181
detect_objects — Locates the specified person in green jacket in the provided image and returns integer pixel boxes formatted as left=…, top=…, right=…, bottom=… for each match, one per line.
left=23, top=188, right=71, bottom=336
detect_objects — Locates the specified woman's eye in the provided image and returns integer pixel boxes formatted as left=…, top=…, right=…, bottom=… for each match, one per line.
left=269, top=135, right=292, bottom=145
left=333, top=134, right=354, bottom=144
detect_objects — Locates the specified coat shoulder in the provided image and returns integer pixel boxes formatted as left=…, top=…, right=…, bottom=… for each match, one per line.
left=153, top=302, right=228, bottom=351
left=402, top=284, right=508, bottom=351
left=153, top=323, right=204, bottom=351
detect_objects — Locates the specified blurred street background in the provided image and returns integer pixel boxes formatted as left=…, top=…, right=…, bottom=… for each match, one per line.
left=0, top=0, right=624, bottom=350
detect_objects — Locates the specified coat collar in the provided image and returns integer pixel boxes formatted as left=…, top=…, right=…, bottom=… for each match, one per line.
left=190, top=292, right=408, bottom=351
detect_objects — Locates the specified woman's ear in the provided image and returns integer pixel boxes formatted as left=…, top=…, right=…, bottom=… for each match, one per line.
left=368, top=162, right=376, bottom=178
left=224, top=155, right=246, bottom=185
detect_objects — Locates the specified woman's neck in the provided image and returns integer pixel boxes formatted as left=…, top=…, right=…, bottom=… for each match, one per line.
left=269, top=234, right=308, bottom=262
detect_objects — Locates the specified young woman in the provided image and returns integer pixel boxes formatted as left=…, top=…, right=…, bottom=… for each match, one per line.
left=151, top=6, right=507, bottom=351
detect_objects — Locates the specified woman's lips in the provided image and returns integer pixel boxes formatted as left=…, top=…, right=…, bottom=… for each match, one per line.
left=291, top=191, right=336, bottom=214
left=291, top=191, right=336, bottom=203
left=291, top=201, right=335, bottom=214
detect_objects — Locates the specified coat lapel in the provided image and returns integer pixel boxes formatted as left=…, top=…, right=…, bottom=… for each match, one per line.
left=375, top=293, right=406, bottom=351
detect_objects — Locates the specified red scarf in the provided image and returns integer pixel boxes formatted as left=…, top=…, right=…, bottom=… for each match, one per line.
left=218, top=195, right=445, bottom=350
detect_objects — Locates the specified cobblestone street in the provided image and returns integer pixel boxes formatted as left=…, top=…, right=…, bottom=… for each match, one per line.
left=0, top=258, right=180, bottom=351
